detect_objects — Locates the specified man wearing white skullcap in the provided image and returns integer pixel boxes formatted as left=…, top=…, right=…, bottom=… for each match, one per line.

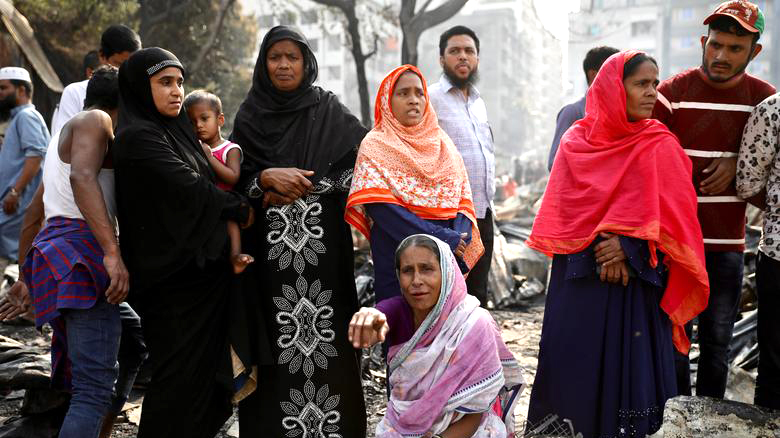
left=0, top=68, right=31, bottom=148
left=0, top=66, right=49, bottom=277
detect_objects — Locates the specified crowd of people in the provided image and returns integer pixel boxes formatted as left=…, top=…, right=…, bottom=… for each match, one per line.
left=0, top=0, right=777, bottom=437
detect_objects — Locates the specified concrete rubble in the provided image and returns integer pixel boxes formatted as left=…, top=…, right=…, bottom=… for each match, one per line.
left=0, top=332, right=69, bottom=438
left=488, top=177, right=551, bottom=309
left=650, top=395, right=780, bottom=438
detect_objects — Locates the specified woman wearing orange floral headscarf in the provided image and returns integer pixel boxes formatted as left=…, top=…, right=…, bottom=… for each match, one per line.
left=346, top=65, right=483, bottom=303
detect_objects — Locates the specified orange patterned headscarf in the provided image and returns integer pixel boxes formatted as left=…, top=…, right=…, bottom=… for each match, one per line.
left=346, top=65, right=484, bottom=268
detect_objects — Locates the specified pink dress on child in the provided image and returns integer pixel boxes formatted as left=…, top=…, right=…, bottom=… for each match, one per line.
left=210, top=140, right=242, bottom=190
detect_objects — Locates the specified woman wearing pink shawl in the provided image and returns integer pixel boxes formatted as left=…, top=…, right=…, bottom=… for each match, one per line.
left=349, top=234, right=524, bottom=438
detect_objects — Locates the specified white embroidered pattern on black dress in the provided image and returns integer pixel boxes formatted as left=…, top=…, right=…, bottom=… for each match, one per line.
left=281, top=379, right=342, bottom=438
left=266, top=195, right=326, bottom=274
left=263, top=168, right=358, bottom=436
left=275, top=276, right=337, bottom=378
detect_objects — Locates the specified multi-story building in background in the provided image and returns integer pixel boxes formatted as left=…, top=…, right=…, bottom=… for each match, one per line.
left=523, top=1, right=565, bottom=163
left=568, top=0, right=778, bottom=100
left=567, top=0, right=664, bottom=99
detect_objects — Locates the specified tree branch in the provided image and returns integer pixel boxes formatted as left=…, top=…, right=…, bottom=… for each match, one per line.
left=410, top=0, right=469, bottom=32
left=400, top=0, right=468, bottom=65
left=312, top=0, right=350, bottom=9
left=400, top=0, right=417, bottom=27
left=418, top=0, right=435, bottom=15
left=140, top=0, right=190, bottom=33
left=365, top=34, right=380, bottom=59
left=189, top=0, right=237, bottom=79
left=311, top=0, right=380, bottom=125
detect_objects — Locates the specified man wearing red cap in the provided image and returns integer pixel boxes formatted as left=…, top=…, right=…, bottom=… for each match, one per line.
left=653, top=0, right=776, bottom=400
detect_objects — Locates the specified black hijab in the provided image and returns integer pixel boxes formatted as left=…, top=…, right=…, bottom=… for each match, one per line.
left=231, top=25, right=367, bottom=187
left=115, top=47, right=212, bottom=176
left=113, top=48, right=235, bottom=290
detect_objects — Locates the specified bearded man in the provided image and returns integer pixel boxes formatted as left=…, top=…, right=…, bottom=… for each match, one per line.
left=653, top=0, right=776, bottom=399
left=0, top=67, right=49, bottom=277
left=428, top=25, right=494, bottom=307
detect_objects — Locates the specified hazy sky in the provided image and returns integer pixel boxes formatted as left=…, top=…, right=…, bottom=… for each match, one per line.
left=239, top=0, right=582, bottom=41
left=534, top=0, right=580, bottom=40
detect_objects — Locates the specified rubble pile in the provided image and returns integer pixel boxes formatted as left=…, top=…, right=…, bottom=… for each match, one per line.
left=650, top=396, right=780, bottom=438
left=0, top=327, right=69, bottom=438
left=488, top=176, right=550, bottom=309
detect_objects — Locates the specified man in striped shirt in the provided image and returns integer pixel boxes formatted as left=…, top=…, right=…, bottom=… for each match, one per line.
left=653, top=0, right=775, bottom=399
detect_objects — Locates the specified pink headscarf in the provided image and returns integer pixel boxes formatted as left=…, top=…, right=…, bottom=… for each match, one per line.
left=376, top=235, right=524, bottom=438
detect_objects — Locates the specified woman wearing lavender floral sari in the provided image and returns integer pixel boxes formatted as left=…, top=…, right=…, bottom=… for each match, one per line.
left=349, top=234, right=524, bottom=438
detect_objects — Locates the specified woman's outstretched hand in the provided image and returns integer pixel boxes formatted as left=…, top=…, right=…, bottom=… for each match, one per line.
left=349, top=307, right=390, bottom=349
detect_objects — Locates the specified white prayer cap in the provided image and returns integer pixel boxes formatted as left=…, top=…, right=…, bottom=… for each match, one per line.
left=0, top=67, right=32, bottom=83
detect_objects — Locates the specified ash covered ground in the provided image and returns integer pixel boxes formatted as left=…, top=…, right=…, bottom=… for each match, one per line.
left=0, top=299, right=544, bottom=438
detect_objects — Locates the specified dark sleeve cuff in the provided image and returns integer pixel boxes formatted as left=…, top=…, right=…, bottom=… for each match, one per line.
left=220, top=191, right=251, bottom=223
left=619, top=236, right=664, bottom=287
left=454, top=213, right=473, bottom=244
left=442, top=231, right=463, bottom=252
left=456, top=257, right=470, bottom=274
left=564, top=248, right=598, bottom=280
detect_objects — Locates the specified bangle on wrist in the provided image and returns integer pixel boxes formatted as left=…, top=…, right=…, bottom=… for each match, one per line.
left=8, top=187, right=18, bottom=197
left=247, top=177, right=264, bottom=199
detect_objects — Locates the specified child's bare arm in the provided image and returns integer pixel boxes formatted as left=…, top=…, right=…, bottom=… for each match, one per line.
left=208, top=148, right=242, bottom=186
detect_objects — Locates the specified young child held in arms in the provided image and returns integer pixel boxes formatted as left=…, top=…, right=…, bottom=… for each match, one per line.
left=184, top=90, right=253, bottom=273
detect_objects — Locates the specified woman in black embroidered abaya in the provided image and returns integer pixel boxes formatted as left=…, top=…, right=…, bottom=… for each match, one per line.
left=230, top=26, right=369, bottom=437
left=112, top=48, right=252, bottom=438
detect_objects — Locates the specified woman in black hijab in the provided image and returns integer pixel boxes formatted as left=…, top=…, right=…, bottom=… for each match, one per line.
left=113, top=48, right=251, bottom=438
left=231, top=26, right=368, bottom=437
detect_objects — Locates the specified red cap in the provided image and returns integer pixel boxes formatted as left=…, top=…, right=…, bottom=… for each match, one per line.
left=703, top=1, right=765, bottom=35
